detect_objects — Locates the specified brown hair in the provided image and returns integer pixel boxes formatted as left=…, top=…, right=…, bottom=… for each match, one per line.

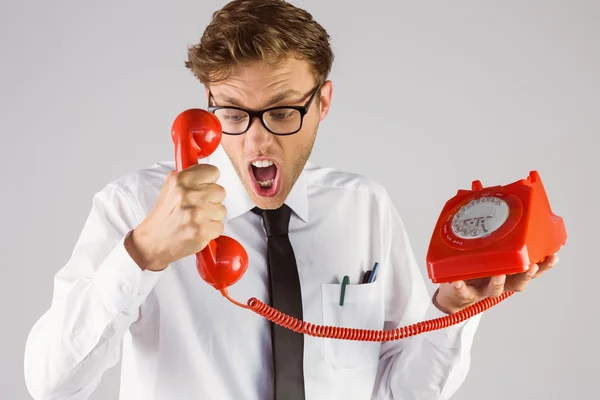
left=185, top=0, right=334, bottom=87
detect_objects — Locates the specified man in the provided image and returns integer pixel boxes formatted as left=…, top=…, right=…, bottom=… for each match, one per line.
left=24, top=1, right=559, bottom=399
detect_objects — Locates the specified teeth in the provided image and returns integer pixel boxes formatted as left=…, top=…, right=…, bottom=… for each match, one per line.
left=258, top=179, right=274, bottom=187
left=252, top=160, right=274, bottom=168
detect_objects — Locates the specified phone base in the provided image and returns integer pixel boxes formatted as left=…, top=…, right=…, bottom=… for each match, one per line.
left=426, top=171, right=566, bottom=284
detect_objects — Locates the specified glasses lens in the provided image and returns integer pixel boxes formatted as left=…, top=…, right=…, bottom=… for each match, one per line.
left=264, top=108, right=302, bottom=134
left=213, top=107, right=303, bottom=135
left=213, top=108, right=250, bottom=134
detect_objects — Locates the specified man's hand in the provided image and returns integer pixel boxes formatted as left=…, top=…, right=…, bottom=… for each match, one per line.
left=124, top=164, right=227, bottom=272
left=433, top=254, right=560, bottom=314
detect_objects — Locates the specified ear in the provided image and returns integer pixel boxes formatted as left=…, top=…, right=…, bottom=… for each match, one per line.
left=318, top=80, right=333, bottom=121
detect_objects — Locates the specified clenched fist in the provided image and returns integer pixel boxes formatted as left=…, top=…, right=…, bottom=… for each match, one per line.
left=125, top=164, right=227, bottom=271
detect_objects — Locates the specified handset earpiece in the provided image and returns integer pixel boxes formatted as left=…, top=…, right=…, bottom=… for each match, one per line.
left=171, top=109, right=249, bottom=292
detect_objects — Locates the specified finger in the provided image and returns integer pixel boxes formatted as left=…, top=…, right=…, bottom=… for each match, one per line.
left=177, top=164, right=220, bottom=189
left=537, top=254, right=559, bottom=275
left=184, top=203, right=227, bottom=224
left=528, top=254, right=558, bottom=279
left=214, top=203, right=227, bottom=221
left=448, top=280, right=482, bottom=304
left=184, top=219, right=226, bottom=245
left=451, top=280, right=472, bottom=299
left=203, top=183, right=227, bottom=204
left=198, top=220, right=225, bottom=241
left=180, top=184, right=226, bottom=207
left=483, top=275, right=506, bottom=297
left=464, top=277, right=491, bottom=290
left=200, top=202, right=227, bottom=222
left=435, top=282, right=471, bottom=314
left=505, top=264, right=538, bottom=292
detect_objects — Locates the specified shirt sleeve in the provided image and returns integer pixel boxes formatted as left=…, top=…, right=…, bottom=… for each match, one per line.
left=372, top=189, right=482, bottom=400
left=24, top=183, right=164, bottom=400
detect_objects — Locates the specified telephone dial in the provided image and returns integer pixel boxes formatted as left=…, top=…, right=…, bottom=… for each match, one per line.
left=171, top=108, right=567, bottom=342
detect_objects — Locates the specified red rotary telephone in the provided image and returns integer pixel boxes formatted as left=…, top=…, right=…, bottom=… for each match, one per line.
left=426, top=170, right=567, bottom=283
left=171, top=109, right=567, bottom=342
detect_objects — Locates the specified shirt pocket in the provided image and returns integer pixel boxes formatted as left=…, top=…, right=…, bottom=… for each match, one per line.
left=320, top=281, right=384, bottom=370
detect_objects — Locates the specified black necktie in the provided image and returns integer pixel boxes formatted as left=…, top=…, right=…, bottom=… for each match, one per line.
left=253, top=205, right=305, bottom=400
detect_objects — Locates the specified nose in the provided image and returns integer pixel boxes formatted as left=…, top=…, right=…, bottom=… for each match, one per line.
left=245, top=116, right=274, bottom=149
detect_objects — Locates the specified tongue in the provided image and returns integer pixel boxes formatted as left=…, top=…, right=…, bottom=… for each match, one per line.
left=253, top=165, right=277, bottom=181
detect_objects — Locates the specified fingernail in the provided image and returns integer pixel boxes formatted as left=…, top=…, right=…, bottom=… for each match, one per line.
left=495, top=275, right=505, bottom=284
left=528, top=265, right=539, bottom=276
left=454, top=281, right=463, bottom=289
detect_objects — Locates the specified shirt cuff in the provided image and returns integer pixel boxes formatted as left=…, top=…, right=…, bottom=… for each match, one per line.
left=92, top=231, right=164, bottom=316
left=421, top=301, right=482, bottom=349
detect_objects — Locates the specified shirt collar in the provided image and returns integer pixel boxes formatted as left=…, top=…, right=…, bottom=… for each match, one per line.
left=209, top=144, right=309, bottom=224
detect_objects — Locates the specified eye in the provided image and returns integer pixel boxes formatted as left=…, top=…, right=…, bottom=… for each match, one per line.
left=267, top=109, right=294, bottom=120
left=218, top=110, right=248, bottom=123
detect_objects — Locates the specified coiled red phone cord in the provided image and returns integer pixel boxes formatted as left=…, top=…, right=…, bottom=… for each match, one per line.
left=220, top=289, right=513, bottom=341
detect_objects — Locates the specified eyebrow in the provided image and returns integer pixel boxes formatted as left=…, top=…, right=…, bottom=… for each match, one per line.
left=216, top=89, right=304, bottom=109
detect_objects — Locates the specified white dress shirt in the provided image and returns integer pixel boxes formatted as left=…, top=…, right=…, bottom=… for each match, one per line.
left=24, top=144, right=481, bottom=400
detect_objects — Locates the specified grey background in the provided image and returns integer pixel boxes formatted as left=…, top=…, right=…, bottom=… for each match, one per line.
left=1, top=0, right=598, bottom=398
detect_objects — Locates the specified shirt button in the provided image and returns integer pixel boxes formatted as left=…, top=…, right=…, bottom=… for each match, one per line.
left=138, top=289, right=145, bottom=296
left=120, top=283, right=131, bottom=294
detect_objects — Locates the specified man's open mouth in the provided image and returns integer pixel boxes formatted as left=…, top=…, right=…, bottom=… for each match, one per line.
left=249, top=159, right=280, bottom=197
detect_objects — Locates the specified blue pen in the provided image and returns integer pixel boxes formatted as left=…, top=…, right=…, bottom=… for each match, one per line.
left=367, top=262, right=379, bottom=283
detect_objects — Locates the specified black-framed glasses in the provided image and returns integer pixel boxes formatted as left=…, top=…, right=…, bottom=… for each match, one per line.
left=207, top=84, right=321, bottom=136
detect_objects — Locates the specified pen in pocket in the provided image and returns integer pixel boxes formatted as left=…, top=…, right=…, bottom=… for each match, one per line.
left=367, top=262, right=379, bottom=283
left=362, top=270, right=372, bottom=283
left=362, top=262, right=379, bottom=283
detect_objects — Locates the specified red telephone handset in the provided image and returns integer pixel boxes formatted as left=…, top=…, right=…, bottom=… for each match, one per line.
left=171, top=109, right=567, bottom=341
left=171, top=109, right=249, bottom=292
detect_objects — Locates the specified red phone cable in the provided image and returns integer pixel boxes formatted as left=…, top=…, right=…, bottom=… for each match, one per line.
left=220, top=288, right=513, bottom=341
